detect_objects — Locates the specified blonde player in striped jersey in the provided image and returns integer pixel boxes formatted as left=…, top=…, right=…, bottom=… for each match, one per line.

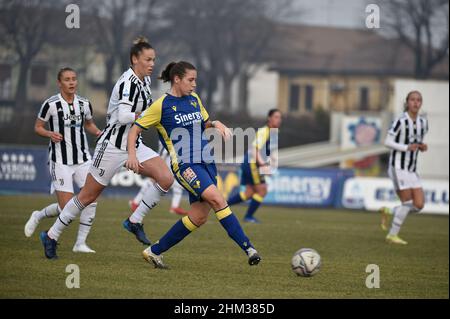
left=25, top=67, right=102, bottom=253
left=380, top=90, right=429, bottom=245
left=38, top=37, right=174, bottom=259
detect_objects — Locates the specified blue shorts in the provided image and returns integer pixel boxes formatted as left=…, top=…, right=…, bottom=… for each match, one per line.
left=174, top=163, right=218, bottom=204
left=240, top=162, right=266, bottom=186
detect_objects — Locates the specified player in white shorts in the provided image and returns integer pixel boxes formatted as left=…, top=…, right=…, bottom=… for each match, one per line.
left=38, top=37, right=174, bottom=259
left=380, top=90, right=429, bottom=245
left=129, top=141, right=188, bottom=215
left=25, top=67, right=102, bottom=253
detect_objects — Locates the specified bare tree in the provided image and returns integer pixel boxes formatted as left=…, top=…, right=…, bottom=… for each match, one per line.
left=0, top=0, right=68, bottom=108
left=83, top=0, right=166, bottom=99
left=163, top=0, right=297, bottom=114
left=231, top=0, right=298, bottom=114
left=383, top=0, right=449, bottom=78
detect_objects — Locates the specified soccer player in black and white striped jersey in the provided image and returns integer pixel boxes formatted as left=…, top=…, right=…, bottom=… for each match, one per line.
left=25, top=68, right=102, bottom=253
left=380, top=91, right=429, bottom=245
left=39, top=38, right=174, bottom=259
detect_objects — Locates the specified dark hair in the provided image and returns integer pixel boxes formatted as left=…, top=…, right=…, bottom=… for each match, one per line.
left=129, top=36, right=153, bottom=65
left=57, top=67, right=76, bottom=81
left=404, top=90, right=422, bottom=111
left=267, top=108, right=281, bottom=117
left=159, top=61, right=196, bottom=83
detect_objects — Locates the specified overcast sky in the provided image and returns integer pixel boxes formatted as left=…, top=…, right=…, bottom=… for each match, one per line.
left=289, top=0, right=371, bottom=29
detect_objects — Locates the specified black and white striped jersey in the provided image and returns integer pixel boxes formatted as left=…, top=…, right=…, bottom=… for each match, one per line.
left=387, top=112, right=429, bottom=172
left=97, top=68, right=152, bottom=151
left=38, top=93, right=93, bottom=165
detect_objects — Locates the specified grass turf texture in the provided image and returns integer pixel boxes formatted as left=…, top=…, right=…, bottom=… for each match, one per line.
left=0, top=195, right=448, bottom=298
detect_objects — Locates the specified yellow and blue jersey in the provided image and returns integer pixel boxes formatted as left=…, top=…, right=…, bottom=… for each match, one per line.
left=135, top=92, right=211, bottom=172
left=243, top=125, right=272, bottom=164
left=241, top=126, right=274, bottom=185
left=135, top=92, right=217, bottom=203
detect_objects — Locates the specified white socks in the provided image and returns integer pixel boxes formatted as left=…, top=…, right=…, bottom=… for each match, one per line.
left=35, top=203, right=61, bottom=221
left=133, top=179, right=152, bottom=204
left=48, top=197, right=85, bottom=241
left=76, top=202, right=97, bottom=246
left=171, top=180, right=183, bottom=208
left=389, top=200, right=414, bottom=236
left=129, top=182, right=167, bottom=224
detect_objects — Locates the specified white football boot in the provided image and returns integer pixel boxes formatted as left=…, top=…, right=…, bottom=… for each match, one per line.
left=24, top=211, right=40, bottom=237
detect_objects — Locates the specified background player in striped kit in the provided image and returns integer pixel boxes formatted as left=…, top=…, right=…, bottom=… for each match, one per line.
left=227, top=109, right=282, bottom=223
left=127, top=61, right=261, bottom=269
left=25, top=68, right=102, bottom=253
left=129, top=141, right=188, bottom=215
left=38, top=38, right=174, bottom=259
left=380, top=90, right=429, bottom=245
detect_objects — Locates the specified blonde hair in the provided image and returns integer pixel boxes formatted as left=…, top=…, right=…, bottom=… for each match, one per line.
left=404, top=90, right=422, bottom=112
left=133, top=36, right=149, bottom=46
left=129, top=36, right=153, bottom=65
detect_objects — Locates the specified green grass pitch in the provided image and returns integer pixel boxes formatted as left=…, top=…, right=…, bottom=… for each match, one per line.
left=0, top=194, right=448, bottom=298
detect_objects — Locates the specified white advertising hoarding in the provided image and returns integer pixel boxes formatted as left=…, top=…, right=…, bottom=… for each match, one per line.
left=342, top=177, right=449, bottom=215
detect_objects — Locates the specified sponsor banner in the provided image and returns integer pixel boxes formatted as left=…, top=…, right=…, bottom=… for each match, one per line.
left=218, top=164, right=353, bottom=208
left=264, top=168, right=352, bottom=207
left=1, top=146, right=354, bottom=209
left=342, top=177, right=449, bottom=215
left=0, top=147, right=51, bottom=194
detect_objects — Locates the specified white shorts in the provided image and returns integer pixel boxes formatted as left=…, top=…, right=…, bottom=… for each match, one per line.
left=49, top=160, right=91, bottom=194
left=89, top=140, right=158, bottom=186
left=388, top=167, right=422, bottom=191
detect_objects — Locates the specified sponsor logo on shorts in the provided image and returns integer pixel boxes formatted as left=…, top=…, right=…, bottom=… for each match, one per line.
left=182, top=167, right=197, bottom=184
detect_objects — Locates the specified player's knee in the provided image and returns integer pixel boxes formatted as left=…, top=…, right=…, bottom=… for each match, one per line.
left=190, top=215, right=207, bottom=226
left=413, top=200, right=424, bottom=211
left=244, top=189, right=254, bottom=199
left=157, top=174, right=174, bottom=191
left=208, top=194, right=227, bottom=211
left=258, top=188, right=268, bottom=197
left=78, top=192, right=96, bottom=206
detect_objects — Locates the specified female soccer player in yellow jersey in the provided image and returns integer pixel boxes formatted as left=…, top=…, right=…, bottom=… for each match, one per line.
left=126, top=61, right=261, bottom=269
left=227, top=109, right=282, bottom=223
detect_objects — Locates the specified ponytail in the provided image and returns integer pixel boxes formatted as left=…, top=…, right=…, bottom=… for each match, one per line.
left=159, top=61, right=196, bottom=83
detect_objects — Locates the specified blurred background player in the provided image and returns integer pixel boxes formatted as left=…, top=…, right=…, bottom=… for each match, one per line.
left=227, top=109, right=282, bottom=223
left=126, top=61, right=261, bottom=269
left=24, top=67, right=102, bottom=253
left=38, top=37, right=174, bottom=259
left=129, top=141, right=188, bottom=215
left=380, top=90, right=429, bottom=245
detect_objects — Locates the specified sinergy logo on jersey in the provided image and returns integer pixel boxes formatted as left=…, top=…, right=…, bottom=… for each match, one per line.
left=174, top=111, right=203, bottom=126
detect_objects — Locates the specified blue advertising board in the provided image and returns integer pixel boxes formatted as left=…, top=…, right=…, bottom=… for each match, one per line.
left=1, top=146, right=353, bottom=209
left=0, top=146, right=51, bottom=194
left=218, top=165, right=353, bottom=208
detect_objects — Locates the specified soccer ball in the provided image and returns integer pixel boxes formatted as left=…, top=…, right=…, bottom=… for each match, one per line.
left=291, top=248, right=321, bottom=277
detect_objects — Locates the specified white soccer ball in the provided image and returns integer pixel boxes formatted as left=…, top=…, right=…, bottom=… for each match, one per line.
left=291, top=248, right=321, bottom=277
